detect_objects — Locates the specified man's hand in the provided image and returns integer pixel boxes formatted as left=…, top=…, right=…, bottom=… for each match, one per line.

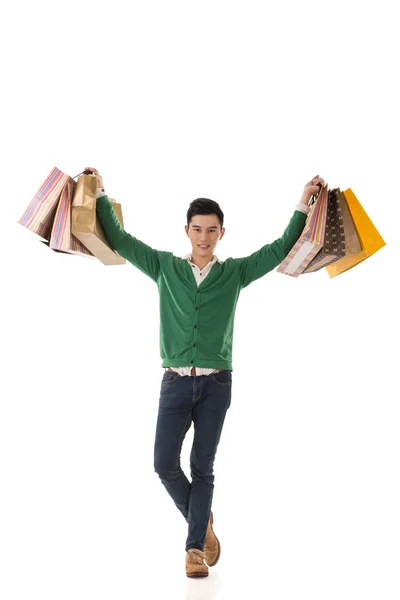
left=300, top=175, right=325, bottom=205
left=83, top=167, right=103, bottom=189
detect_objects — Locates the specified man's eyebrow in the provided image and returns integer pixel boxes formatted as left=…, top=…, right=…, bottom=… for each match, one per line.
left=192, top=225, right=218, bottom=228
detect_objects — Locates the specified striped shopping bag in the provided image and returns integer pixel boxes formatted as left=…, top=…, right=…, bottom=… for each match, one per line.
left=18, top=166, right=70, bottom=240
left=277, top=183, right=329, bottom=277
left=48, top=178, right=94, bottom=257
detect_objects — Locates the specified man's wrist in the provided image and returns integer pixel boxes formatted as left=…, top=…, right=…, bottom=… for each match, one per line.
left=96, top=187, right=107, bottom=199
left=295, top=202, right=310, bottom=214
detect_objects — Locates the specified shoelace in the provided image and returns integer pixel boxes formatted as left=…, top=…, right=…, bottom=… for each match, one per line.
left=187, top=549, right=206, bottom=564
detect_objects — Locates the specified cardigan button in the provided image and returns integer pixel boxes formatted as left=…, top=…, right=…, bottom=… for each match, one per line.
left=194, top=325, right=197, bottom=328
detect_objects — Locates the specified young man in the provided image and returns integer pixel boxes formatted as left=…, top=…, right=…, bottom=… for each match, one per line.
left=85, top=167, right=325, bottom=578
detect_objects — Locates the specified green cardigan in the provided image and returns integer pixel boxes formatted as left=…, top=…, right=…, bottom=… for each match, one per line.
left=96, top=195, right=307, bottom=370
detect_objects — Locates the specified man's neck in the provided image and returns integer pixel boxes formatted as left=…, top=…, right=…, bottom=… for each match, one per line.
left=190, top=254, right=214, bottom=270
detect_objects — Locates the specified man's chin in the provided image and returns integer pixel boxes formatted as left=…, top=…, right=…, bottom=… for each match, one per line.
left=192, top=247, right=213, bottom=260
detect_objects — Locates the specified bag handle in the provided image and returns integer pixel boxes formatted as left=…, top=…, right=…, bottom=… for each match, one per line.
left=308, top=182, right=323, bottom=207
left=73, top=169, right=95, bottom=179
left=72, top=169, right=116, bottom=203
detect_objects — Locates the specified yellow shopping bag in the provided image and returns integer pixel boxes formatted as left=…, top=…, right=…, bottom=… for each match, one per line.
left=326, top=188, right=385, bottom=277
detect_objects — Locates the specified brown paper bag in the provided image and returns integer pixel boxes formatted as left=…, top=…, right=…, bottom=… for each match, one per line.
left=71, top=174, right=126, bottom=266
left=337, top=188, right=362, bottom=257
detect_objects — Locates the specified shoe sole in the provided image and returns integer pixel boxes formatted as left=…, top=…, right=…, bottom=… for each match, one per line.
left=206, top=510, right=221, bottom=567
left=186, top=572, right=209, bottom=578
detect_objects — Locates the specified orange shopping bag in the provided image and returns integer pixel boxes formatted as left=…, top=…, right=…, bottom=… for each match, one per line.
left=326, top=188, right=385, bottom=277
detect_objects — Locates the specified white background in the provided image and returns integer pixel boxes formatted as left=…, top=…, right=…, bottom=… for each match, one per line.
left=1, top=1, right=399, bottom=599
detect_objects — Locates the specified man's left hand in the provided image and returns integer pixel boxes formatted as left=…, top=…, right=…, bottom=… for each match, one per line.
left=301, top=175, right=325, bottom=205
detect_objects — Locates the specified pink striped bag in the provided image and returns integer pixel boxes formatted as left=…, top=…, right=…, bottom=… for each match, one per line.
left=48, top=178, right=94, bottom=257
left=18, top=166, right=70, bottom=240
left=277, top=183, right=329, bottom=277
left=18, top=167, right=94, bottom=257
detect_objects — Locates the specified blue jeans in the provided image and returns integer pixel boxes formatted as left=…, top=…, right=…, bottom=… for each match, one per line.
left=153, top=369, right=232, bottom=551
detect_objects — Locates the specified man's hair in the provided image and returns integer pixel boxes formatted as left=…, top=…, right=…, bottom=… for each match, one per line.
left=186, top=198, right=224, bottom=230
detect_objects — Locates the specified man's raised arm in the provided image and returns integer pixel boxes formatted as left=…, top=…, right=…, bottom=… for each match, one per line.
left=234, top=175, right=325, bottom=288
left=91, top=172, right=161, bottom=283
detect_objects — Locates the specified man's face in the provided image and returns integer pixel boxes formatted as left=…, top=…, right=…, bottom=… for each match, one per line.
left=185, top=214, right=225, bottom=261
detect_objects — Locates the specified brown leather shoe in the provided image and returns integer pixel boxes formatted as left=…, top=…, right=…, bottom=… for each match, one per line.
left=185, top=548, right=209, bottom=578
left=204, top=510, right=221, bottom=567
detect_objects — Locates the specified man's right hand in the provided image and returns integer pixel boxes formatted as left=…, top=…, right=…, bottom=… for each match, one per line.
left=83, top=167, right=103, bottom=189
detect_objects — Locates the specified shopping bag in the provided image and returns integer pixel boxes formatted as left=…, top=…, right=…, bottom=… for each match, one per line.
left=18, top=166, right=71, bottom=240
left=336, top=188, right=362, bottom=258
left=277, top=183, right=329, bottom=277
left=48, top=178, right=95, bottom=258
left=303, top=187, right=346, bottom=273
left=326, top=188, right=385, bottom=277
left=71, top=173, right=126, bottom=266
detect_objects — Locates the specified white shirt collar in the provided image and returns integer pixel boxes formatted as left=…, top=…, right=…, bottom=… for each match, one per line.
left=184, top=253, right=222, bottom=265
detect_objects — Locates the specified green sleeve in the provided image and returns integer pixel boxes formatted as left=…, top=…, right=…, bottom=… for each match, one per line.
left=96, top=195, right=161, bottom=282
left=235, top=210, right=308, bottom=288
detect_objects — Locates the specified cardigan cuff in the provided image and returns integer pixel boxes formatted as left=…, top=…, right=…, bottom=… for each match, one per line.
left=295, top=202, right=310, bottom=214
left=96, top=187, right=107, bottom=199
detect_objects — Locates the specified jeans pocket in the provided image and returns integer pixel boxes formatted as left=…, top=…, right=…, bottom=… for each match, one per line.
left=162, top=371, right=181, bottom=384
left=211, top=370, right=232, bottom=385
